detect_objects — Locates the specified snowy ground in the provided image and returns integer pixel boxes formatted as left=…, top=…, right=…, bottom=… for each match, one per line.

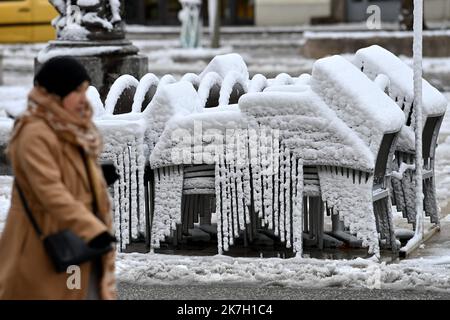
left=115, top=251, right=450, bottom=292
left=0, top=36, right=450, bottom=294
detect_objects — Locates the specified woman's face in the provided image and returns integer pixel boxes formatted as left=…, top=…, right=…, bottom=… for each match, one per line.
left=62, top=81, right=90, bottom=118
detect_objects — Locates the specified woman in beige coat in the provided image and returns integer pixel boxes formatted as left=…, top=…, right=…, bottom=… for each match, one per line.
left=0, top=57, right=117, bottom=300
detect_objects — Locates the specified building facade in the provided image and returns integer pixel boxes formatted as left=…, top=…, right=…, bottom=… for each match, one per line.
left=124, top=0, right=255, bottom=26
left=123, top=0, right=450, bottom=26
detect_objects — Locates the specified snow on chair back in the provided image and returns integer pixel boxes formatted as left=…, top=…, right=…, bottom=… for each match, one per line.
left=267, top=73, right=295, bottom=87
left=199, top=53, right=249, bottom=81
left=132, top=73, right=160, bottom=113
left=311, top=55, right=404, bottom=157
left=354, top=45, right=447, bottom=153
left=143, top=81, right=202, bottom=154
left=158, top=74, right=177, bottom=87
left=105, top=75, right=139, bottom=115
left=218, top=71, right=248, bottom=106
left=181, top=73, right=201, bottom=90
left=198, top=72, right=223, bottom=108
left=87, top=86, right=106, bottom=118
left=295, top=74, right=312, bottom=86
left=248, top=74, right=268, bottom=93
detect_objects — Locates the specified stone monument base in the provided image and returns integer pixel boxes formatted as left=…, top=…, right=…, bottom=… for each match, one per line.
left=35, top=40, right=148, bottom=102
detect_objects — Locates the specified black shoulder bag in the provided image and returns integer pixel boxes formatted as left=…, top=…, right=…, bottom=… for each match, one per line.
left=15, top=152, right=113, bottom=273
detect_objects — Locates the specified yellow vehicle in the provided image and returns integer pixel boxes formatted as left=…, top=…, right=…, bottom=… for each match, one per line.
left=0, top=0, right=57, bottom=43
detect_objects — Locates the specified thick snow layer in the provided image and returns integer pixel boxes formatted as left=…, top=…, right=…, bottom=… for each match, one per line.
left=199, top=53, right=249, bottom=81
left=198, top=71, right=222, bottom=107
left=131, top=73, right=160, bottom=113
left=218, top=71, right=248, bottom=106
left=248, top=74, right=268, bottom=93
left=87, top=86, right=105, bottom=118
left=311, top=55, right=405, bottom=157
left=115, top=252, right=450, bottom=291
left=150, top=109, right=247, bottom=168
left=239, top=91, right=374, bottom=171
left=59, top=23, right=90, bottom=41
left=263, top=85, right=308, bottom=93
left=180, top=73, right=200, bottom=89
left=354, top=45, right=448, bottom=118
left=37, top=45, right=123, bottom=63
left=143, top=81, right=203, bottom=155
left=104, top=75, right=139, bottom=114
left=268, top=73, right=295, bottom=87
left=295, top=74, right=312, bottom=86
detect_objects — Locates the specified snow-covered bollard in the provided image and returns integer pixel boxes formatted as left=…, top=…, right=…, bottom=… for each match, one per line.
left=354, top=45, right=448, bottom=229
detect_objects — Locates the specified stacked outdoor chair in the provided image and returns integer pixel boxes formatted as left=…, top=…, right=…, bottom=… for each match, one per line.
left=354, top=45, right=448, bottom=228
left=310, top=55, right=405, bottom=251
left=87, top=48, right=445, bottom=258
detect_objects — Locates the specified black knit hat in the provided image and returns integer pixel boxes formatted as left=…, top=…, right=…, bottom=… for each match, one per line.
left=34, top=56, right=91, bottom=98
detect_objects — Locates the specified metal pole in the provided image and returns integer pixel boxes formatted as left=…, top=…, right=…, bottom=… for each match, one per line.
left=413, top=0, right=424, bottom=239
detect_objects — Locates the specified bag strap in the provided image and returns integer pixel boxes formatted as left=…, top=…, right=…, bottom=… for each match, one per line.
left=15, top=182, right=44, bottom=239
left=80, top=148, right=99, bottom=216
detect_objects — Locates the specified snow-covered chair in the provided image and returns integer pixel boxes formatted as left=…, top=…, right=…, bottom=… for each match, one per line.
left=90, top=83, right=148, bottom=250
left=240, top=90, right=380, bottom=255
left=310, top=55, right=405, bottom=252
left=104, top=75, right=139, bottom=115
left=144, top=81, right=206, bottom=249
left=354, top=45, right=448, bottom=227
left=149, top=103, right=257, bottom=252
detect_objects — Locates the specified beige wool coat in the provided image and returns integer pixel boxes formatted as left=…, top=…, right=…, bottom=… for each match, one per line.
left=0, top=118, right=116, bottom=300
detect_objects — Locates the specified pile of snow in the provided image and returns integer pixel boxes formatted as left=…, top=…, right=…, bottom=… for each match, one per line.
left=239, top=91, right=374, bottom=171
left=199, top=53, right=249, bottom=81
left=37, top=46, right=123, bottom=64
left=116, top=252, right=450, bottom=292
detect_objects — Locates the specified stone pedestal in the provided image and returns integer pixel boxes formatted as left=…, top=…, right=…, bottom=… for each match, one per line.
left=35, top=40, right=148, bottom=102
